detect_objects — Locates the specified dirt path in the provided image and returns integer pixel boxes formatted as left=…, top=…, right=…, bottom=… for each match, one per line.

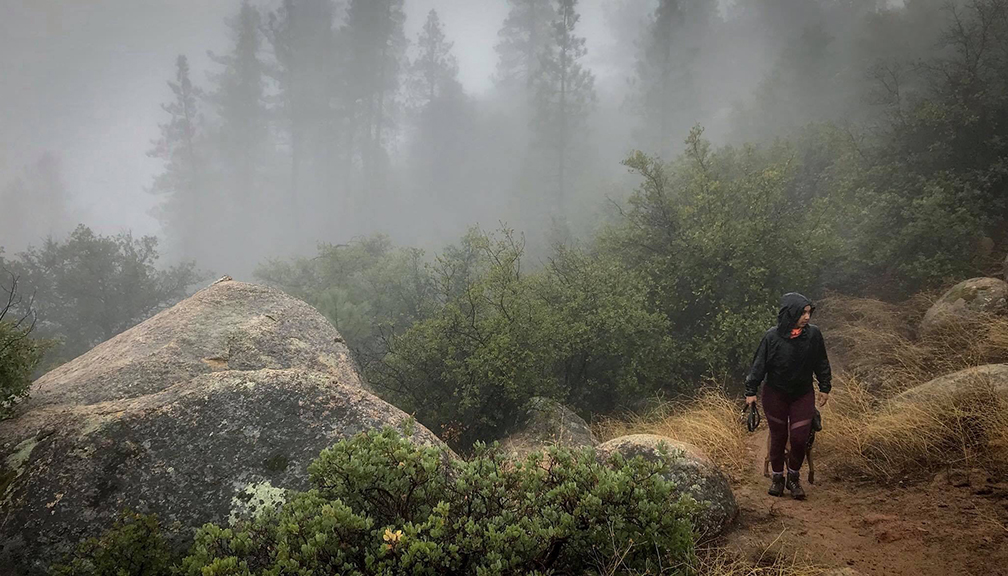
left=715, top=428, right=1008, bottom=575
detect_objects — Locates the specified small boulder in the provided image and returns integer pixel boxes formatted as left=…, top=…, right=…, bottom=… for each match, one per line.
left=498, top=397, right=597, bottom=459
left=920, top=277, right=1008, bottom=333
left=895, top=364, right=1008, bottom=403
left=596, top=434, right=738, bottom=540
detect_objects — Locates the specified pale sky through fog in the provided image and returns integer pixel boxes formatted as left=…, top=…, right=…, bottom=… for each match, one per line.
left=0, top=0, right=617, bottom=242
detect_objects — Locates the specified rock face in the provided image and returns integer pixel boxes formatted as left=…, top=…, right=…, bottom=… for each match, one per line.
left=26, top=280, right=366, bottom=409
left=921, top=277, right=1008, bottom=333
left=0, top=280, right=448, bottom=576
left=895, top=364, right=1008, bottom=403
left=498, top=397, right=597, bottom=459
left=596, top=434, right=738, bottom=541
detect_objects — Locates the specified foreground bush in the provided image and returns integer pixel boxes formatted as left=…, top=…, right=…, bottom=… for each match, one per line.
left=50, top=510, right=172, bottom=576
left=0, top=269, right=49, bottom=417
left=56, top=427, right=700, bottom=576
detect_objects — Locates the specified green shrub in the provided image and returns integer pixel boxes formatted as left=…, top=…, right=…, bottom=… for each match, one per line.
left=1, top=269, right=49, bottom=417
left=58, top=427, right=698, bottom=576
left=181, top=427, right=697, bottom=575
left=367, top=228, right=673, bottom=447
left=254, top=235, right=436, bottom=371
left=600, top=128, right=839, bottom=382
left=50, top=510, right=172, bottom=576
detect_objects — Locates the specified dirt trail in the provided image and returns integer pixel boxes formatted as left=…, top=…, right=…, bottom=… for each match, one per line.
left=716, top=428, right=1008, bottom=575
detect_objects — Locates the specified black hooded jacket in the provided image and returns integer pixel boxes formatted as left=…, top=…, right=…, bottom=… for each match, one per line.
left=744, top=292, right=832, bottom=398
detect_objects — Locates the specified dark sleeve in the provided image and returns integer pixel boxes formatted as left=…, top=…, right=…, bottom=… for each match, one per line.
left=814, top=330, right=832, bottom=394
left=744, top=334, right=769, bottom=397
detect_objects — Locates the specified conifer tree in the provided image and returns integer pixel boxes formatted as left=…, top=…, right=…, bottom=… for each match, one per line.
left=148, top=55, right=206, bottom=260
left=409, top=9, right=460, bottom=107
left=495, top=0, right=557, bottom=93
left=208, top=0, right=268, bottom=196
left=407, top=10, right=469, bottom=207
left=533, top=0, right=596, bottom=213
left=630, top=0, right=715, bottom=158
left=266, top=0, right=338, bottom=205
left=344, top=0, right=407, bottom=190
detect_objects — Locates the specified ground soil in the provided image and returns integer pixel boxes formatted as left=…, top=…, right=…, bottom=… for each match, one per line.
left=713, top=428, right=1008, bottom=575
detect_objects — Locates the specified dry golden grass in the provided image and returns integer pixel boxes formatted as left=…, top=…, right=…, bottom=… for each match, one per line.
left=820, top=372, right=1008, bottom=481
left=593, top=540, right=826, bottom=576
left=689, top=541, right=827, bottom=576
left=594, top=387, right=748, bottom=480
left=812, top=291, right=1008, bottom=480
left=815, top=291, right=1008, bottom=397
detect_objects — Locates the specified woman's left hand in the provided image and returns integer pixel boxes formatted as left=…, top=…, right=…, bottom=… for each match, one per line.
left=818, top=393, right=830, bottom=407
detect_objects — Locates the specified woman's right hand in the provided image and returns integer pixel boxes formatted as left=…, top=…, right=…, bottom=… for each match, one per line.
left=745, top=395, right=757, bottom=406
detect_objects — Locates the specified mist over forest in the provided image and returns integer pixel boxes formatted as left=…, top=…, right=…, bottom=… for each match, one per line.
left=3, top=0, right=1008, bottom=420
left=1, top=0, right=959, bottom=269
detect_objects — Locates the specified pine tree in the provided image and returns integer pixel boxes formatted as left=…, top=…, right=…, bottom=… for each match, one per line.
left=266, top=0, right=339, bottom=206
left=409, top=9, right=460, bottom=108
left=495, top=0, right=556, bottom=92
left=208, top=0, right=268, bottom=196
left=407, top=10, right=469, bottom=208
left=533, top=0, right=596, bottom=213
left=343, top=0, right=408, bottom=190
left=148, top=55, right=206, bottom=260
left=630, top=0, right=715, bottom=158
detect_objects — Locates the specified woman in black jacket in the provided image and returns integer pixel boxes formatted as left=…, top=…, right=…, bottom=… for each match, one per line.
left=744, top=292, right=832, bottom=500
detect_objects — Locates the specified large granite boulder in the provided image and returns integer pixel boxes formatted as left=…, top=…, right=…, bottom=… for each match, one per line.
left=895, top=364, right=1008, bottom=403
left=0, top=279, right=448, bottom=575
left=498, top=397, right=598, bottom=459
left=24, top=278, right=367, bottom=409
left=596, top=434, right=738, bottom=541
left=921, top=277, right=1008, bottom=334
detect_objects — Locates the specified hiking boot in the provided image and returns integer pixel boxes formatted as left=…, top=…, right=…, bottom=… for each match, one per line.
left=768, top=473, right=785, bottom=497
left=786, top=470, right=806, bottom=500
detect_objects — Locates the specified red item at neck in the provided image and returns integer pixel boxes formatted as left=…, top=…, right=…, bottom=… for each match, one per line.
left=790, top=327, right=803, bottom=339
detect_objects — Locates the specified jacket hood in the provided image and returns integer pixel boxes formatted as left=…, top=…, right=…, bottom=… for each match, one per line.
left=777, top=292, right=815, bottom=336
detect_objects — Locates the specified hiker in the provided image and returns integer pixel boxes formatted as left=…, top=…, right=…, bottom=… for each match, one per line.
left=744, top=292, right=831, bottom=500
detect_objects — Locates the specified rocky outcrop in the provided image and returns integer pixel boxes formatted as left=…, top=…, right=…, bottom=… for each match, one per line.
left=895, top=364, right=1008, bottom=403
left=0, top=280, right=448, bottom=576
left=921, top=277, right=1008, bottom=333
left=25, top=279, right=366, bottom=409
left=596, top=434, right=738, bottom=541
left=498, top=397, right=597, bottom=459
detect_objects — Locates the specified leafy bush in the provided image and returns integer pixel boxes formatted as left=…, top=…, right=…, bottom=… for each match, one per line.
left=50, top=510, right=172, bottom=576
left=57, top=428, right=699, bottom=576
left=181, top=427, right=696, bottom=575
left=0, top=268, right=49, bottom=417
left=6, top=225, right=200, bottom=363
left=254, top=235, right=436, bottom=371
left=600, top=128, right=839, bottom=382
left=367, top=228, right=673, bottom=447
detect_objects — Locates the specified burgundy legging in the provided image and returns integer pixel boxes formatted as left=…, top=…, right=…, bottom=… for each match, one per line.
left=762, top=385, right=816, bottom=474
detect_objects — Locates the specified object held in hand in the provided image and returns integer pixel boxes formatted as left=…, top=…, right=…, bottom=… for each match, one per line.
left=742, top=402, right=761, bottom=432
